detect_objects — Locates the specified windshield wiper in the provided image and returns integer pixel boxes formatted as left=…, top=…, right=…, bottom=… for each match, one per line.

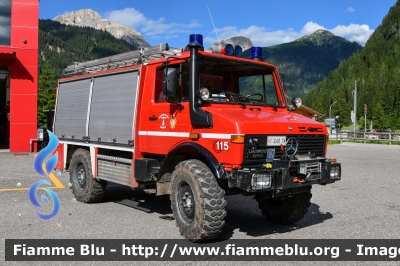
left=221, top=91, right=247, bottom=108
left=251, top=102, right=279, bottom=111
left=230, top=100, right=246, bottom=109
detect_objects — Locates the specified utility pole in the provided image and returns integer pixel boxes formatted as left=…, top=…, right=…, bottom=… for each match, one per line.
left=353, top=81, right=357, bottom=133
left=330, top=101, right=337, bottom=135
left=364, top=104, right=367, bottom=132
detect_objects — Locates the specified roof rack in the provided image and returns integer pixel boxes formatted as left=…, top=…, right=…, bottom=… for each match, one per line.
left=63, top=43, right=184, bottom=76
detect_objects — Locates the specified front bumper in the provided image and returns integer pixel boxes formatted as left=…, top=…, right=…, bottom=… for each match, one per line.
left=228, top=156, right=341, bottom=192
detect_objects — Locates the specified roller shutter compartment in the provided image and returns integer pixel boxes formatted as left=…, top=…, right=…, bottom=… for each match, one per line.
left=89, top=71, right=138, bottom=145
left=54, top=79, right=91, bottom=140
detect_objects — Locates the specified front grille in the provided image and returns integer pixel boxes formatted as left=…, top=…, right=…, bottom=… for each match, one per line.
left=243, top=135, right=326, bottom=166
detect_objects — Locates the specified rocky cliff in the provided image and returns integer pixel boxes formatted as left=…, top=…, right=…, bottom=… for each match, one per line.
left=206, top=36, right=254, bottom=53
left=53, top=9, right=150, bottom=48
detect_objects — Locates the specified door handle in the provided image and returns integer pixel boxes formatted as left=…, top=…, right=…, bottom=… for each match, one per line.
left=149, top=116, right=157, bottom=121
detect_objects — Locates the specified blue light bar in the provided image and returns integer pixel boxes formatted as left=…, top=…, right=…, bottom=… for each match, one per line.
left=224, top=44, right=234, bottom=56
left=234, top=46, right=242, bottom=57
left=250, top=47, right=263, bottom=61
left=189, top=34, right=203, bottom=46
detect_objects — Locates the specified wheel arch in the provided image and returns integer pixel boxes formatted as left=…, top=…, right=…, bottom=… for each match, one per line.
left=158, top=142, right=228, bottom=181
left=66, top=144, right=89, bottom=170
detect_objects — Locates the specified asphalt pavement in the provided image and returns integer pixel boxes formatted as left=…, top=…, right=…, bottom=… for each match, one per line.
left=0, top=143, right=399, bottom=265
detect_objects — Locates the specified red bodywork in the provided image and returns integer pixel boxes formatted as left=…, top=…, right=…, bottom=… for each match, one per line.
left=55, top=49, right=328, bottom=182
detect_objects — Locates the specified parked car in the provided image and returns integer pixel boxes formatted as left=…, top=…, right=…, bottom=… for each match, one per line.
left=356, top=129, right=378, bottom=139
left=377, top=130, right=394, bottom=139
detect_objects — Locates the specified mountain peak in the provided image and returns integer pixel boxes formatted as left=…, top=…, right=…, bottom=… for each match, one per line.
left=297, top=29, right=347, bottom=46
left=53, top=9, right=150, bottom=48
left=313, top=29, right=335, bottom=37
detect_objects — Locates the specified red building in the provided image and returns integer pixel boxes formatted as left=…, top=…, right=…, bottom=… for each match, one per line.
left=0, top=0, right=39, bottom=152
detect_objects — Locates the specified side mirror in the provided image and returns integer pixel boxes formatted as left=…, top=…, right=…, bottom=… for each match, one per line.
left=163, top=68, right=177, bottom=97
left=292, top=97, right=302, bottom=108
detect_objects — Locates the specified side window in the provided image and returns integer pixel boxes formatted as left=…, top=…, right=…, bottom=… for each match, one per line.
left=154, top=69, right=166, bottom=103
left=0, top=0, right=11, bottom=45
left=155, top=64, right=189, bottom=103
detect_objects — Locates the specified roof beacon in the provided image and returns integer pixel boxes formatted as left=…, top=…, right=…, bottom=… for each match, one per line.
left=234, top=45, right=243, bottom=57
left=250, top=47, right=263, bottom=61
left=221, top=44, right=243, bottom=57
left=189, top=34, right=203, bottom=47
left=222, top=44, right=234, bottom=56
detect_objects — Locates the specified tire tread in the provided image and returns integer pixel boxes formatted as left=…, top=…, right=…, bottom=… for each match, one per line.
left=170, top=159, right=226, bottom=241
left=70, top=149, right=106, bottom=203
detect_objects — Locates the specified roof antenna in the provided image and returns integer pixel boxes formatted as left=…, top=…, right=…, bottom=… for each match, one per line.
left=207, top=5, right=222, bottom=51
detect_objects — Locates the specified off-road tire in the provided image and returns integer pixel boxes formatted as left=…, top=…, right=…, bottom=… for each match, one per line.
left=170, top=159, right=227, bottom=241
left=70, top=148, right=107, bottom=203
left=256, top=190, right=312, bottom=224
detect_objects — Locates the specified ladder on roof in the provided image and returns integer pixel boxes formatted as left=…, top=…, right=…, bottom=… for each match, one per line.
left=63, top=43, right=184, bottom=76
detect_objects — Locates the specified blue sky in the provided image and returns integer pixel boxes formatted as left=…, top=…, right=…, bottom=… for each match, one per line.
left=39, top=0, right=397, bottom=48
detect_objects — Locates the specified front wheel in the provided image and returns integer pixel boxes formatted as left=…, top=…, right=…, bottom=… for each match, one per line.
left=170, top=160, right=227, bottom=241
left=256, top=189, right=312, bottom=224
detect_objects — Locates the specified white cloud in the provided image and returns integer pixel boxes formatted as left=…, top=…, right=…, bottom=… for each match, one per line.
left=104, top=8, right=146, bottom=28
left=204, top=21, right=373, bottom=47
left=331, top=24, right=374, bottom=44
left=347, top=7, right=356, bottom=13
left=205, top=25, right=301, bottom=47
left=104, top=8, right=201, bottom=40
left=300, top=21, right=325, bottom=35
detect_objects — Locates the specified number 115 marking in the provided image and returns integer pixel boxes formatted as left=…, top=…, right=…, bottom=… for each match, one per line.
left=216, top=141, right=229, bottom=151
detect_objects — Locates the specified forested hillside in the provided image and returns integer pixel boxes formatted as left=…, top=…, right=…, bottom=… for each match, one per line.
left=39, top=20, right=137, bottom=78
left=303, top=1, right=400, bottom=130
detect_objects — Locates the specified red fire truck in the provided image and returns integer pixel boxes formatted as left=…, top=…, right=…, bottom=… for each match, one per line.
left=53, top=34, right=341, bottom=241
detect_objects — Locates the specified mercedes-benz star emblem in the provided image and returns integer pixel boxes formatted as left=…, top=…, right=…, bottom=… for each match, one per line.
left=285, top=137, right=298, bottom=155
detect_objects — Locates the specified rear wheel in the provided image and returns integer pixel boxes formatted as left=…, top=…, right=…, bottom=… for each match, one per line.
left=256, top=189, right=312, bottom=224
left=170, top=159, right=226, bottom=241
left=70, top=148, right=107, bottom=203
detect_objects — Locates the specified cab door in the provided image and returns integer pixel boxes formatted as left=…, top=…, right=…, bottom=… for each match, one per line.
left=145, top=66, right=190, bottom=154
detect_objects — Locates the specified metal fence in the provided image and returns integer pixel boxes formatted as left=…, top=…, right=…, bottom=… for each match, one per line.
left=329, top=131, right=400, bottom=145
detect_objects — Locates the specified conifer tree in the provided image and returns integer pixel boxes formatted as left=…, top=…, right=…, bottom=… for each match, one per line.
left=38, top=61, right=57, bottom=127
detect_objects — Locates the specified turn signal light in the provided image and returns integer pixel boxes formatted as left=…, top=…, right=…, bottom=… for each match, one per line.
left=231, top=135, right=244, bottom=144
left=190, top=133, right=200, bottom=140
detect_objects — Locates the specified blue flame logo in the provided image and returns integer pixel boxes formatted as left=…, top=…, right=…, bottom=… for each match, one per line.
left=29, top=131, right=60, bottom=220
left=33, top=131, right=59, bottom=177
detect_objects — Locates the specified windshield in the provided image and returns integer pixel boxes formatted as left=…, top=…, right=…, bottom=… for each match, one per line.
left=160, top=55, right=285, bottom=107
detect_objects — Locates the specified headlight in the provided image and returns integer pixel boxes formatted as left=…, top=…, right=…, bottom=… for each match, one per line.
left=330, top=166, right=340, bottom=180
left=251, top=173, right=272, bottom=190
left=198, top=87, right=210, bottom=100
